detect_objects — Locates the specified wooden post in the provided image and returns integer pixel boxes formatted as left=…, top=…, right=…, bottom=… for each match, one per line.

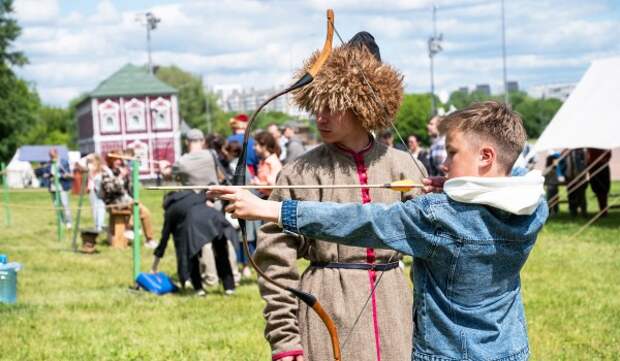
left=1, top=163, right=11, bottom=227
left=71, top=171, right=88, bottom=252
left=52, top=161, right=64, bottom=242
left=131, top=159, right=141, bottom=281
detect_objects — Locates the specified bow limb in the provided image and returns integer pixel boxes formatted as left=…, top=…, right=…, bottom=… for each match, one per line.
left=232, top=9, right=341, bottom=361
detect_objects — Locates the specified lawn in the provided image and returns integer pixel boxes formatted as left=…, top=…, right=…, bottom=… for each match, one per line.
left=0, top=183, right=619, bottom=360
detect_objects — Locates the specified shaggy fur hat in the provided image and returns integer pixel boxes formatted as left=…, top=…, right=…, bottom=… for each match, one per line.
left=292, top=37, right=404, bottom=131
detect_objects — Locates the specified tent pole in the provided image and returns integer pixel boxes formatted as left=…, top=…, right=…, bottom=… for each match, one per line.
left=547, top=149, right=611, bottom=209
left=1, top=163, right=11, bottom=227
left=569, top=195, right=618, bottom=240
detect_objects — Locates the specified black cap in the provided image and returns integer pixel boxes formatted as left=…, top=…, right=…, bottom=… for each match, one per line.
left=347, top=31, right=381, bottom=62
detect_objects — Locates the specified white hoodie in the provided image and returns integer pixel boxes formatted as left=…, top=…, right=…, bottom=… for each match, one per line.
left=443, top=170, right=545, bottom=216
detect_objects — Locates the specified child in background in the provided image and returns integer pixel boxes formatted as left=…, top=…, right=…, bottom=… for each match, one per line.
left=251, top=131, right=282, bottom=198
left=211, top=101, right=549, bottom=361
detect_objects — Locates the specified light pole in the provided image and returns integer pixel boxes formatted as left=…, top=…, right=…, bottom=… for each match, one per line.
left=136, top=12, right=161, bottom=74
left=501, top=0, right=509, bottom=104
left=428, top=5, right=443, bottom=116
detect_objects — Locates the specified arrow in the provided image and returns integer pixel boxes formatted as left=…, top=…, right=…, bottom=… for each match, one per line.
left=145, top=180, right=423, bottom=193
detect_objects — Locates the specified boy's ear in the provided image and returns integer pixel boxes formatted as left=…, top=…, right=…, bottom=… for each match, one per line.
left=479, top=144, right=496, bottom=168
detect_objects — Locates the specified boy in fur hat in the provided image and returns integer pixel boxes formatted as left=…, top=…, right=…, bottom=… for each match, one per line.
left=250, top=32, right=427, bottom=361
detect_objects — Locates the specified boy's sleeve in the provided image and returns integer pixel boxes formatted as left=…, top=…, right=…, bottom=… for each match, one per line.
left=280, top=198, right=437, bottom=258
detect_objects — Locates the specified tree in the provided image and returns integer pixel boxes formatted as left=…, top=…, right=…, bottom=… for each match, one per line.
left=446, top=89, right=562, bottom=139
left=155, top=65, right=226, bottom=134
left=19, top=106, right=75, bottom=148
left=0, top=0, right=40, bottom=162
left=394, top=93, right=438, bottom=146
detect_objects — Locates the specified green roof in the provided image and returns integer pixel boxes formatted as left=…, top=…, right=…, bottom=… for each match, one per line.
left=89, top=64, right=177, bottom=98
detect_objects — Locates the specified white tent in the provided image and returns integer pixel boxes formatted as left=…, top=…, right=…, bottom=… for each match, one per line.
left=6, top=149, right=39, bottom=188
left=535, top=57, right=620, bottom=152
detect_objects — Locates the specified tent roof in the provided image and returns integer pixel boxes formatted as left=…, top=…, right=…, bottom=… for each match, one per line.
left=89, top=64, right=177, bottom=98
left=18, top=145, right=69, bottom=162
left=535, top=57, right=620, bottom=152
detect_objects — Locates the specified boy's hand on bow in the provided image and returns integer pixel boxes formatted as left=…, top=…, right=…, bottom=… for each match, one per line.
left=422, top=176, right=446, bottom=194
left=208, top=186, right=280, bottom=223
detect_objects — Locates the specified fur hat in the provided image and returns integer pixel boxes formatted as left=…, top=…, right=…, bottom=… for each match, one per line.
left=292, top=36, right=404, bottom=131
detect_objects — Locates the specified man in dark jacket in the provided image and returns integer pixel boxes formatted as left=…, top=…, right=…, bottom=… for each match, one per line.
left=151, top=191, right=237, bottom=296
left=41, top=148, right=73, bottom=229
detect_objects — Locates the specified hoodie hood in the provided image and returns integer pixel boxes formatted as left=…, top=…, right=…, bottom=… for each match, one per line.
left=443, top=170, right=545, bottom=215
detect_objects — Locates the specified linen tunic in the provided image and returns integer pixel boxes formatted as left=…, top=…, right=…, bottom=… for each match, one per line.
left=255, top=139, right=427, bottom=361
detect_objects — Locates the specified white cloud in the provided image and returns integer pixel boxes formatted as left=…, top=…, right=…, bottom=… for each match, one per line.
left=13, top=0, right=59, bottom=24
left=11, top=0, right=620, bottom=106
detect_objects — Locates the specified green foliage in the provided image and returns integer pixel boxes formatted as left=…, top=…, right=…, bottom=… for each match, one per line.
left=19, top=106, right=76, bottom=148
left=446, top=90, right=563, bottom=139
left=0, top=70, right=40, bottom=162
left=0, top=0, right=40, bottom=163
left=395, top=93, right=437, bottom=146
left=155, top=65, right=227, bottom=136
left=0, top=0, right=27, bottom=68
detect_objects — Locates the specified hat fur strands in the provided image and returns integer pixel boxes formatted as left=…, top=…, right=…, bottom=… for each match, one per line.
left=292, top=44, right=404, bottom=131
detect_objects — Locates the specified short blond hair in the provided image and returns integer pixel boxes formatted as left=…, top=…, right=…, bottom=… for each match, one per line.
left=439, top=101, right=526, bottom=171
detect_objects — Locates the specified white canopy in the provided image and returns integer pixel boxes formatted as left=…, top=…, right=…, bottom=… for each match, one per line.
left=534, top=57, right=620, bottom=152
left=6, top=149, right=39, bottom=188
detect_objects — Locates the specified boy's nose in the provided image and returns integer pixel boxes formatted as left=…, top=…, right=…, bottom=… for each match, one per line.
left=440, top=162, right=449, bottom=173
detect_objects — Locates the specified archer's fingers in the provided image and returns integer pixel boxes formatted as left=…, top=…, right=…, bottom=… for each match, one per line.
left=218, top=193, right=239, bottom=202
left=207, top=186, right=239, bottom=195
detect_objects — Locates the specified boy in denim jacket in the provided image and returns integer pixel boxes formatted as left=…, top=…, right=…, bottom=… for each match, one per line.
left=211, top=101, right=549, bottom=361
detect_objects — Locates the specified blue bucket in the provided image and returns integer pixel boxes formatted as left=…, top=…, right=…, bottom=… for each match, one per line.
left=0, top=254, right=22, bottom=304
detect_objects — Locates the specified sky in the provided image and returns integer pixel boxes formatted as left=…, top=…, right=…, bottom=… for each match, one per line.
left=11, top=0, right=620, bottom=107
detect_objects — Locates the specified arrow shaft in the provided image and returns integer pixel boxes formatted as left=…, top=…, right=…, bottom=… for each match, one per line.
left=146, top=183, right=423, bottom=191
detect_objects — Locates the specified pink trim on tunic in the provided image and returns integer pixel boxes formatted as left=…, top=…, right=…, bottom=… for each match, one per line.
left=336, top=137, right=382, bottom=361
left=272, top=349, right=304, bottom=360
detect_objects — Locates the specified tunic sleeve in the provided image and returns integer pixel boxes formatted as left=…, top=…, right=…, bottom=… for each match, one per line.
left=255, top=169, right=308, bottom=358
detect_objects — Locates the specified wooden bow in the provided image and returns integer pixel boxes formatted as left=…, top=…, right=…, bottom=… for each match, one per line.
left=232, top=10, right=341, bottom=361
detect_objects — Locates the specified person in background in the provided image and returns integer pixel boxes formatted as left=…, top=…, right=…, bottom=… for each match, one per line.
left=174, top=129, right=219, bottom=188
left=427, top=115, right=447, bottom=176
left=173, top=128, right=224, bottom=286
left=268, top=123, right=288, bottom=162
left=408, top=134, right=430, bottom=173
left=281, top=122, right=306, bottom=164
left=544, top=151, right=562, bottom=217
left=587, top=148, right=612, bottom=217
left=41, top=148, right=73, bottom=229
left=227, top=114, right=259, bottom=175
left=252, top=131, right=283, bottom=198
left=562, top=148, right=588, bottom=218
left=206, top=134, right=232, bottom=181
left=86, top=154, right=107, bottom=232
left=152, top=190, right=208, bottom=296
left=101, top=152, right=157, bottom=248
left=224, top=140, right=259, bottom=280
left=378, top=129, right=394, bottom=147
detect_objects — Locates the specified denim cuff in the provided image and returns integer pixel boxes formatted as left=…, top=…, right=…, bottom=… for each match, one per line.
left=280, top=200, right=299, bottom=233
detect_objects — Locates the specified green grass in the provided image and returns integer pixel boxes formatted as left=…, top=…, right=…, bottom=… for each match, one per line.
left=0, top=183, right=619, bottom=360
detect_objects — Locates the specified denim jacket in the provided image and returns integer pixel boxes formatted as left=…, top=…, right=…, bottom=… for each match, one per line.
left=280, top=193, right=548, bottom=361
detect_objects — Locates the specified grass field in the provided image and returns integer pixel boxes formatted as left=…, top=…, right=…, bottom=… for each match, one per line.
left=1, top=183, right=619, bottom=360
